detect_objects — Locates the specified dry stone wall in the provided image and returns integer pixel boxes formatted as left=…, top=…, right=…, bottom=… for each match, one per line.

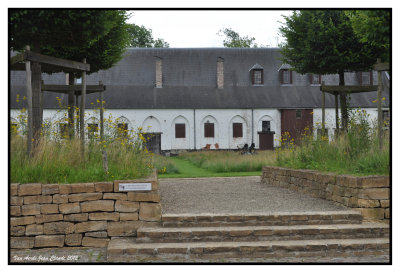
left=10, top=170, right=161, bottom=249
left=261, top=166, right=390, bottom=221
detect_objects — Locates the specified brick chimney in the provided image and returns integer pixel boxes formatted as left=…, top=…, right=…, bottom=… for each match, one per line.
left=217, top=57, right=224, bottom=89
left=155, top=57, right=162, bottom=88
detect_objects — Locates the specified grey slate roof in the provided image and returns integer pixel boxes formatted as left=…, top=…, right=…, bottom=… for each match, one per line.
left=10, top=48, right=390, bottom=109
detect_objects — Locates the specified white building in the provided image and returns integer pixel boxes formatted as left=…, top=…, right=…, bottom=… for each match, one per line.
left=10, top=48, right=390, bottom=152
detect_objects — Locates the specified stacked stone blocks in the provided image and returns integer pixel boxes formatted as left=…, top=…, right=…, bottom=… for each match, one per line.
left=261, top=166, right=390, bottom=221
left=10, top=170, right=161, bottom=249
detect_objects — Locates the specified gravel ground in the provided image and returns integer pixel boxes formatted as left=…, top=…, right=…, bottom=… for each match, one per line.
left=159, top=176, right=348, bottom=214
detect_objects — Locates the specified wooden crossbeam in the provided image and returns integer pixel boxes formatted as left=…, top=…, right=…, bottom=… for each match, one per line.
left=320, top=85, right=378, bottom=94
left=10, top=52, right=25, bottom=65
left=42, top=84, right=105, bottom=94
left=373, top=62, right=390, bottom=71
left=11, top=51, right=90, bottom=72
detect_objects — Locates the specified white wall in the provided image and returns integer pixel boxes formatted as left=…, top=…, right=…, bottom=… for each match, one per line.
left=11, top=108, right=282, bottom=150
left=11, top=107, right=382, bottom=150
left=312, top=108, right=385, bottom=140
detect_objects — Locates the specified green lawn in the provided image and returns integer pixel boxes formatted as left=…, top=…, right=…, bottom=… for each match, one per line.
left=158, top=157, right=261, bottom=178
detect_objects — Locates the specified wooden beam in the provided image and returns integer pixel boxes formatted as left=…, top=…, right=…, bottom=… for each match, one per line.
left=42, top=84, right=105, bottom=93
left=10, top=52, right=25, bottom=65
left=25, top=51, right=90, bottom=71
left=25, top=46, right=33, bottom=157
left=373, top=62, right=390, bottom=71
left=320, top=85, right=378, bottom=93
left=80, top=58, right=87, bottom=157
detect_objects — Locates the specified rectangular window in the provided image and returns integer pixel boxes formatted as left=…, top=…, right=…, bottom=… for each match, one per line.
left=175, top=123, right=186, bottom=138
left=282, top=69, right=291, bottom=84
left=88, top=123, right=98, bottom=139
left=310, top=74, right=321, bottom=84
left=117, top=123, right=128, bottom=137
left=360, top=71, right=372, bottom=86
left=204, top=123, right=215, bottom=138
left=296, top=109, right=302, bottom=119
left=262, top=121, right=271, bottom=132
left=76, top=77, right=82, bottom=84
left=233, top=123, right=243, bottom=138
left=59, top=123, right=68, bottom=139
left=252, top=69, right=263, bottom=85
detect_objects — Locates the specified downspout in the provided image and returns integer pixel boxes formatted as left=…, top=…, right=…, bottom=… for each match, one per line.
left=193, top=109, right=196, bottom=150
left=251, top=108, right=254, bottom=144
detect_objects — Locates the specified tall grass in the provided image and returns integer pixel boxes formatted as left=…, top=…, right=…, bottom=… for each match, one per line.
left=276, top=109, right=390, bottom=176
left=10, top=135, right=153, bottom=184
left=179, top=150, right=276, bottom=173
left=10, top=98, right=154, bottom=184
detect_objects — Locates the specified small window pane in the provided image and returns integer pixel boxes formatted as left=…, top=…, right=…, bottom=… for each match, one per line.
left=282, top=70, right=290, bottom=84
left=252, top=70, right=263, bottom=85
left=262, top=121, right=271, bottom=132
left=362, top=72, right=371, bottom=85
left=296, top=110, right=302, bottom=119
left=175, top=123, right=185, bottom=138
left=204, top=123, right=214, bottom=138
left=233, top=123, right=243, bottom=138
left=312, top=74, right=320, bottom=84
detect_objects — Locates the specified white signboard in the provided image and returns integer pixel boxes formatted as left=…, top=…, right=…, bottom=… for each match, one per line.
left=119, top=183, right=152, bottom=191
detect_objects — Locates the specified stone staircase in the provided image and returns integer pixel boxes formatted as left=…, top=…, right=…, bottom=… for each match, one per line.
left=107, top=211, right=390, bottom=263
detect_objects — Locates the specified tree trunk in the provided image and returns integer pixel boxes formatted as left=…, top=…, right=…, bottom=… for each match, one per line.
left=338, top=71, right=348, bottom=132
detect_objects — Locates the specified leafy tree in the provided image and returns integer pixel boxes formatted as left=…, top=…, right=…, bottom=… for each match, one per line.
left=346, top=10, right=390, bottom=63
left=279, top=10, right=377, bottom=131
left=218, top=27, right=261, bottom=48
left=10, top=9, right=131, bottom=146
left=127, top=24, right=169, bottom=48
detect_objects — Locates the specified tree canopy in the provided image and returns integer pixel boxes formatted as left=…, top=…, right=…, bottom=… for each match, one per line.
left=218, top=28, right=262, bottom=48
left=346, top=10, right=390, bottom=63
left=127, top=24, right=169, bottom=48
left=10, top=9, right=131, bottom=75
left=279, top=10, right=377, bottom=75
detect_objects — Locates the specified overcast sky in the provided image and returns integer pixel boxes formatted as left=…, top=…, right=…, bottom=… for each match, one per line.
left=127, top=10, right=294, bottom=48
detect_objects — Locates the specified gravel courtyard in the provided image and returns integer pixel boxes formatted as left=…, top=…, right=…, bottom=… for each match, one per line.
left=159, top=176, right=349, bottom=214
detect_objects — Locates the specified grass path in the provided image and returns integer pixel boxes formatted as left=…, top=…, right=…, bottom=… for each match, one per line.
left=158, top=157, right=261, bottom=178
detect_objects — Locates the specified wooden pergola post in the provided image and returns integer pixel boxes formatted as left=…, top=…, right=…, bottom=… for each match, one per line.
left=99, top=81, right=104, bottom=141
left=68, top=73, right=75, bottom=139
left=75, top=94, right=80, bottom=136
left=335, top=92, right=339, bottom=138
left=321, top=81, right=326, bottom=137
left=373, top=58, right=390, bottom=150
left=320, top=85, right=378, bottom=137
left=25, top=45, right=33, bottom=157
left=80, top=58, right=87, bottom=157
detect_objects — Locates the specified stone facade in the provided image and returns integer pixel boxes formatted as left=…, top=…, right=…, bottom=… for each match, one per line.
left=10, top=169, right=161, bottom=249
left=261, top=166, right=390, bottom=221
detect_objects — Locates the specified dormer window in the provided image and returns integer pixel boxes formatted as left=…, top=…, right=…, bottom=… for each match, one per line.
left=309, top=73, right=321, bottom=85
left=358, top=71, right=373, bottom=86
left=279, top=64, right=293, bottom=84
left=249, top=64, right=264, bottom=85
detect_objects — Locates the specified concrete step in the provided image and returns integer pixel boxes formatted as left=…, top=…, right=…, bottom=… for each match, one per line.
left=136, top=222, right=389, bottom=243
left=161, top=211, right=363, bottom=227
left=107, top=237, right=389, bottom=262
